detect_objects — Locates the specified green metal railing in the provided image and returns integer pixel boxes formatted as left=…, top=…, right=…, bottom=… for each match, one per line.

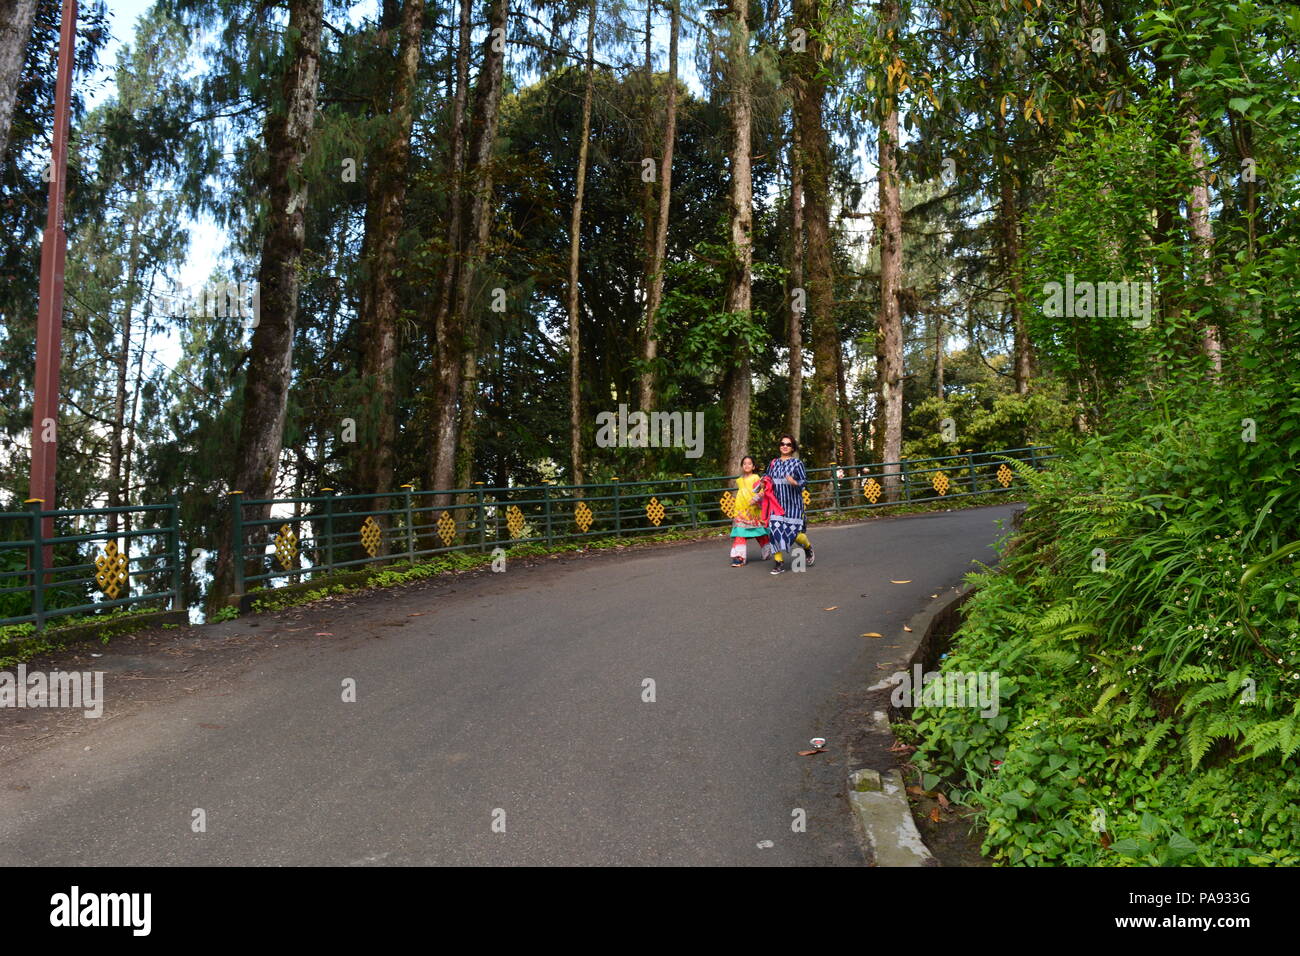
left=228, top=445, right=1057, bottom=593
left=0, top=444, right=1056, bottom=631
left=0, top=501, right=183, bottom=632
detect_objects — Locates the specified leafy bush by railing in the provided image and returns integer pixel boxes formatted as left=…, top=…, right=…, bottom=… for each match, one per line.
left=908, top=409, right=1299, bottom=866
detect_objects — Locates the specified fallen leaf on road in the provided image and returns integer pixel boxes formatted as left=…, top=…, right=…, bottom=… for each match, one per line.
left=862, top=632, right=883, bottom=638
left=824, top=606, right=839, bottom=611
left=903, top=625, right=913, bottom=632
left=408, top=613, right=424, bottom=617
left=315, top=632, right=334, bottom=637
left=930, top=594, right=939, bottom=598
left=797, top=748, right=827, bottom=756
left=936, top=792, right=951, bottom=810
left=906, top=785, right=925, bottom=796
left=756, top=840, right=774, bottom=849
left=929, top=807, right=943, bottom=823
left=890, top=579, right=912, bottom=584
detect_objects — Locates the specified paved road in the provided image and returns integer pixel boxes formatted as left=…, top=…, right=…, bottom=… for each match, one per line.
left=0, top=505, right=1019, bottom=866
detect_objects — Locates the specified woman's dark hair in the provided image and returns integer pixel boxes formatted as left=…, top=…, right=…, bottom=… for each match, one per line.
left=777, top=434, right=799, bottom=453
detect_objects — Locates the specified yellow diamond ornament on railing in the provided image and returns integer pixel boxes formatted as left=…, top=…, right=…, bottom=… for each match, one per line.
left=360, top=516, right=381, bottom=557
left=575, top=501, right=593, bottom=532
left=94, top=540, right=129, bottom=600
left=802, top=488, right=811, bottom=508
left=436, top=510, right=456, bottom=546
left=863, top=478, right=882, bottom=504
left=646, top=497, right=665, bottom=526
left=506, top=504, right=525, bottom=539
left=932, top=472, right=951, bottom=496
left=720, top=491, right=735, bottom=518
left=273, top=524, right=298, bottom=570
left=996, top=463, right=1013, bottom=488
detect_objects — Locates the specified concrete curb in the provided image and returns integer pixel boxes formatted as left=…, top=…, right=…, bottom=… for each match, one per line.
left=848, top=583, right=977, bottom=866
left=848, top=767, right=937, bottom=866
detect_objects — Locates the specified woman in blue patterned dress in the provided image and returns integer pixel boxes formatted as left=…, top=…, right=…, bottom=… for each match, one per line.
left=766, top=435, right=815, bottom=575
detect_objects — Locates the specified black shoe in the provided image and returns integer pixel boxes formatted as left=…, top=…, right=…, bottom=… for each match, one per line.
left=770, top=560, right=786, bottom=575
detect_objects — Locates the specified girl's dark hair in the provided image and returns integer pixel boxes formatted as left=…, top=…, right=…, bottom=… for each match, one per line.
left=777, top=434, right=799, bottom=453
left=739, top=455, right=757, bottom=473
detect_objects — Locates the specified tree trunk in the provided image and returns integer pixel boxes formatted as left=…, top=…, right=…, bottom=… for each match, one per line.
left=567, top=0, right=597, bottom=484
left=427, top=0, right=473, bottom=497
left=108, top=190, right=144, bottom=535
left=934, top=314, right=944, bottom=398
left=451, top=0, right=510, bottom=490
left=786, top=120, right=804, bottom=441
left=995, top=112, right=1031, bottom=394
left=637, top=0, right=678, bottom=412
left=358, top=0, right=425, bottom=547
left=835, top=336, right=855, bottom=466
left=637, top=0, right=655, bottom=409
left=1238, top=119, right=1256, bottom=260
left=793, top=0, right=836, bottom=469
left=1182, top=103, right=1221, bottom=376
left=121, top=270, right=154, bottom=538
left=208, top=0, right=324, bottom=613
left=875, top=0, right=904, bottom=495
left=0, top=0, right=37, bottom=162
left=719, top=0, right=753, bottom=473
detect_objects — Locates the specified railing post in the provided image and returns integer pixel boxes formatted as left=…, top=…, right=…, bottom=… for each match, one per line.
left=830, top=463, right=841, bottom=513
left=320, top=488, right=335, bottom=573
left=967, top=452, right=979, bottom=494
left=1027, top=442, right=1039, bottom=471
left=26, top=498, right=44, bottom=631
left=169, top=502, right=182, bottom=611
left=901, top=460, right=912, bottom=502
left=685, top=475, right=697, bottom=528
left=476, top=484, right=486, bottom=552
left=543, top=483, right=554, bottom=546
left=612, top=478, right=621, bottom=534
left=230, top=491, right=245, bottom=598
left=401, top=484, right=415, bottom=562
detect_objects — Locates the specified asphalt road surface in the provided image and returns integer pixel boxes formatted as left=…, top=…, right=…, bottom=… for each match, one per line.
left=0, top=504, right=1020, bottom=866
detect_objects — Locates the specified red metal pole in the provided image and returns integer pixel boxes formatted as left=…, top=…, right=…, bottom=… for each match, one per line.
left=29, top=0, right=76, bottom=571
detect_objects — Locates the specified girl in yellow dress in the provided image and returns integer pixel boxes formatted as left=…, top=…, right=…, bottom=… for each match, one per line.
left=730, top=456, right=773, bottom=566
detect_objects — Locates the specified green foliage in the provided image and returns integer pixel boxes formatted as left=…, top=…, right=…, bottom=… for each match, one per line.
left=1022, top=95, right=1195, bottom=414
left=656, top=241, right=776, bottom=380
left=903, top=387, right=1074, bottom=460
left=911, top=370, right=1300, bottom=864
left=0, top=549, right=31, bottom=621
left=911, top=18, right=1300, bottom=857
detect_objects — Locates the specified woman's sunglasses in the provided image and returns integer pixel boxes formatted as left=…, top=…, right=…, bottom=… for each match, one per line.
left=779, top=442, right=793, bottom=447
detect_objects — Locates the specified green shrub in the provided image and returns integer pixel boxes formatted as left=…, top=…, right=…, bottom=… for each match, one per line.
left=912, top=381, right=1300, bottom=866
